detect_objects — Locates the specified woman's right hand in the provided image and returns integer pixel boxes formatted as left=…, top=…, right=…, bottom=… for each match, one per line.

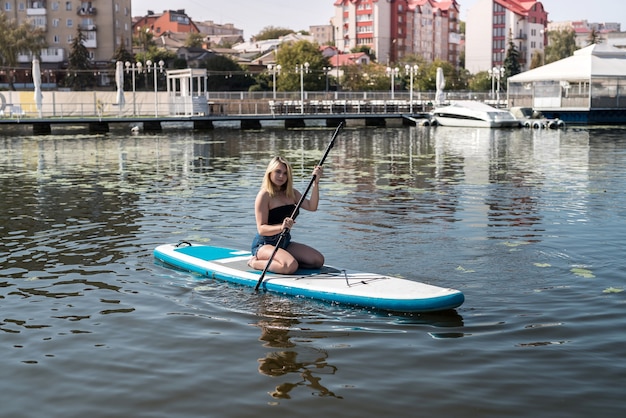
left=282, top=217, right=294, bottom=230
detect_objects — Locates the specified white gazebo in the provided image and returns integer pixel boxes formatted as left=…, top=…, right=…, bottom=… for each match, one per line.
left=166, top=68, right=208, bottom=116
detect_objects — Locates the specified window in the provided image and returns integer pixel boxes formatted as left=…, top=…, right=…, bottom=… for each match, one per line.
left=5, top=2, right=11, bottom=11
left=52, top=2, right=59, bottom=11
left=53, top=35, right=60, bottom=43
left=65, top=1, right=71, bottom=11
left=67, top=19, right=73, bottom=27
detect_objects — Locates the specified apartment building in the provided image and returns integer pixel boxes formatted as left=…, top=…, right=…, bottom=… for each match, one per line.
left=465, top=0, right=548, bottom=74
left=5, top=1, right=132, bottom=68
left=332, top=0, right=461, bottom=66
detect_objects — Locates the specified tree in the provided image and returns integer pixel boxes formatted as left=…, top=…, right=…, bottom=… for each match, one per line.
left=133, top=26, right=156, bottom=52
left=275, top=40, right=329, bottom=91
left=586, top=28, right=601, bottom=46
left=0, top=13, right=47, bottom=90
left=254, top=26, right=294, bottom=41
left=185, top=33, right=205, bottom=48
left=201, top=54, right=254, bottom=91
left=545, top=29, right=577, bottom=64
left=529, top=50, right=544, bottom=69
left=341, top=63, right=389, bottom=91
left=503, top=32, right=522, bottom=81
left=62, top=27, right=95, bottom=91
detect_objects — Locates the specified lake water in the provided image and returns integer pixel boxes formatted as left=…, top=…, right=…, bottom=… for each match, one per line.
left=1, top=122, right=625, bottom=417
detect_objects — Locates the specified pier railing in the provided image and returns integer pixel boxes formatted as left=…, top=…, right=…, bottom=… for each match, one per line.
left=0, top=90, right=493, bottom=119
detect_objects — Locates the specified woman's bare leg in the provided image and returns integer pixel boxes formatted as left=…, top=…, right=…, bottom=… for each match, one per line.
left=248, top=245, right=299, bottom=274
left=286, top=242, right=324, bottom=269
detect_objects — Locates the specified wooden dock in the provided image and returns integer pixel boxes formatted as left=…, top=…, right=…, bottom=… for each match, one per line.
left=0, top=112, right=433, bottom=135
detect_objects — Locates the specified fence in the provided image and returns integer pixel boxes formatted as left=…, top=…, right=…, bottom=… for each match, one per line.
left=0, top=89, right=496, bottom=119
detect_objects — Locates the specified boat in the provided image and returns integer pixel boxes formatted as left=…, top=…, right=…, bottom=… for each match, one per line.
left=432, top=100, right=521, bottom=128
left=154, top=242, right=465, bottom=313
left=510, top=107, right=566, bottom=129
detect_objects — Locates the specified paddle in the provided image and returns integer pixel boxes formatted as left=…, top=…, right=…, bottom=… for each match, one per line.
left=254, top=121, right=344, bottom=292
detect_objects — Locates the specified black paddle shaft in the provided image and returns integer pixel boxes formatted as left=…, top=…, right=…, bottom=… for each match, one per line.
left=254, top=122, right=344, bottom=291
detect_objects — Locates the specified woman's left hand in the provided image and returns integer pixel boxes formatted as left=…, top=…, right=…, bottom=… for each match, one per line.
left=313, top=165, right=323, bottom=180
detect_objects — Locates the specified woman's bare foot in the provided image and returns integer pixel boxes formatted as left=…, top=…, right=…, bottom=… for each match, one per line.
left=247, top=256, right=258, bottom=269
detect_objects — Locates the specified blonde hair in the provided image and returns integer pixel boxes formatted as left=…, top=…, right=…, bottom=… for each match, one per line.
left=262, top=156, right=295, bottom=199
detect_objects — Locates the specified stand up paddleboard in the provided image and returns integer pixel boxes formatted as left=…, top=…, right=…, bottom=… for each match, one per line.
left=154, top=242, right=464, bottom=313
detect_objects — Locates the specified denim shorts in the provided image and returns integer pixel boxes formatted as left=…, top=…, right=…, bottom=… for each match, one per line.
left=251, top=232, right=291, bottom=256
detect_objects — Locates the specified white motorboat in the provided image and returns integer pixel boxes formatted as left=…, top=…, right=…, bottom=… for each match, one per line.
left=432, top=101, right=521, bottom=128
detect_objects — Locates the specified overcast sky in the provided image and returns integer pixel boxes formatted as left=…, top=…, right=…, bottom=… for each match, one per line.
left=132, top=0, right=626, bottom=39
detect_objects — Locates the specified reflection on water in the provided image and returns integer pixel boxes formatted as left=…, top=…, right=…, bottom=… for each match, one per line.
left=255, top=299, right=342, bottom=400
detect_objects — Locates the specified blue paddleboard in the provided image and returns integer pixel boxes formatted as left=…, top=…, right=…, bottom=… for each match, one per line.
left=154, top=242, right=464, bottom=313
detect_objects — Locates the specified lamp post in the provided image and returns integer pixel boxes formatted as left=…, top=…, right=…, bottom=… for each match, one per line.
left=296, top=62, right=309, bottom=114
left=405, top=64, right=419, bottom=113
left=323, top=66, right=332, bottom=94
left=124, top=61, right=142, bottom=116
left=386, top=66, right=399, bottom=100
left=488, top=66, right=505, bottom=107
left=267, top=64, right=281, bottom=100
left=146, top=59, right=165, bottom=117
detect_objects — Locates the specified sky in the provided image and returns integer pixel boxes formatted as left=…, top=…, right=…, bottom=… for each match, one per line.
left=132, top=0, right=626, bottom=39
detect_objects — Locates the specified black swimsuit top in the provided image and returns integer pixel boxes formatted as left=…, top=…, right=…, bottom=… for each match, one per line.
left=268, top=204, right=298, bottom=225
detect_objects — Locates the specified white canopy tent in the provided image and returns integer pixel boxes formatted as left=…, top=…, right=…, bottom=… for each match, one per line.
left=508, top=44, right=626, bottom=110
left=509, top=44, right=626, bottom=83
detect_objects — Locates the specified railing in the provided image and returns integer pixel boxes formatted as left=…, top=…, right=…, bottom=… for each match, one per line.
left=0, top=90, right=499, bottom=119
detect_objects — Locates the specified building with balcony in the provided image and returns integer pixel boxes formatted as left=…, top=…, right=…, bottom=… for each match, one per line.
left=8, top=0, right=132, bottom=68
left=132, top=9, right=200, bottom=37
left=332, top=0, right=461, bottom=66
left=465, top=0, right=549, bottom=74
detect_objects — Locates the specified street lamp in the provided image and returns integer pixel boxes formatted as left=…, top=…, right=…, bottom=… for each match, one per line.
left=267, top=64, right=281, bottom=100
left=125, top=61, right=143, bottom=116
left=296, top=62, right=309, bottom=114
left=405, top=64, right=419, bottom=113
left=323, top=66, right=332, bottom=94
left=146, top=59, right=165, bottom=117
left=488, top=66, right=505, bottom=107
left=386, top=66, right=399, bottom=100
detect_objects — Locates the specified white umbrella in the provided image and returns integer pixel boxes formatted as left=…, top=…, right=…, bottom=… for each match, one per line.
left=115, top=61, right=125, bottom=110
left=435, top=67, right=446, bottom=106
left=32, top=58, right=43, bottom=118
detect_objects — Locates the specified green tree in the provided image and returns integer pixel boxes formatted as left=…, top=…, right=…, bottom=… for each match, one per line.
left=341, top=63, right=389, bottom=91
left=201, top=54, right=254, bottom=91
left=529, top=50, right=544, bottom=69
left=502, top=32, right=521, bottom=85
left=185, top=33, right=205, bottom=48
left=275, top=40, right=328, bottom=91
left=62, top=27, right=95, bottom=91
left=0, top=13, right=47, bottom=90
left=133, top=26, right=156, bottom=52
left=255, top=26, right=294, bottom=41
left=468, top=71, right=492, bottom=92
left=586, top=28, right=601, bottom=46
left=545, top=29, right=577, bottom=64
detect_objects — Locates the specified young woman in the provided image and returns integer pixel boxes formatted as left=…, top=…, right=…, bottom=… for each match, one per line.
left=248, top=156, right=325, bottom=274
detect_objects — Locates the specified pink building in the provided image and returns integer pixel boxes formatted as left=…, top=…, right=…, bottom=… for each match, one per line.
left=332, top=0, right=461, bottom=66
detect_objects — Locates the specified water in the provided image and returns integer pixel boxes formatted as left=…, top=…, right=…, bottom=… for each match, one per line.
left=1, top=124, right=625, bottom=417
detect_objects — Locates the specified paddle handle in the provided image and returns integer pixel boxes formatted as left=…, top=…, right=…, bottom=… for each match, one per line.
left=254, top=122, right=343, bottom=291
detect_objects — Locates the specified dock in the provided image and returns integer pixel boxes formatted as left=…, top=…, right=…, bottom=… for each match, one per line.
left=0, top=110, right=433, bottom=135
